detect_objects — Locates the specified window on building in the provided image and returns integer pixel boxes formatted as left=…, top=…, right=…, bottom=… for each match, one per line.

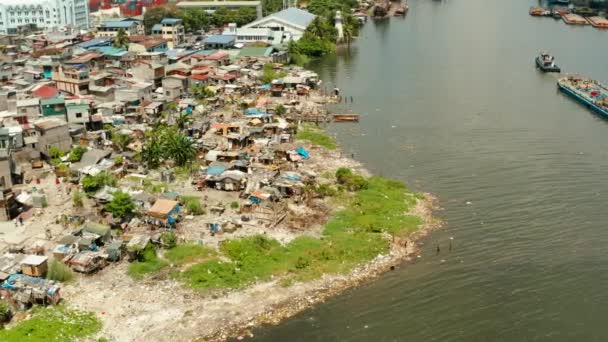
left=75, top=113, right=82, bottom=118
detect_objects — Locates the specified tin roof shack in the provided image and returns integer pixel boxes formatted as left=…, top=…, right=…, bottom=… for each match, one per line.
left=162, top=75, right=188, bottom=101
left=1, top=274, right=61, bottom=308
left=33, top=118, right=71, bottom=157
left=126, top=234, right=151, bottom=261
left=79, top=222, right=112, bottom=246
left=68, top=251, right=107, bottom=273
left=20, top=255, right=48, bottom=278
left=0, top=189, right=18, bottom=221
left=147, top=199, right=181, bottom=228
left=206, top=170, right=247, bottom=191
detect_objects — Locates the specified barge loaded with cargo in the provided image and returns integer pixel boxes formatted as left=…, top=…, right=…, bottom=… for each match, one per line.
left=558, top=76, right=608, bottom=118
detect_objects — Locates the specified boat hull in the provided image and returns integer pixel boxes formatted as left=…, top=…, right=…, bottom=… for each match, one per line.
left=558, top=81, right=608, bottom=119
left=535, top=57, right=561, bottom=72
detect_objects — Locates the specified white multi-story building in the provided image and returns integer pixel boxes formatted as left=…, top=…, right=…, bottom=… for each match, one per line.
left=0, top=0, right=90, bottom=35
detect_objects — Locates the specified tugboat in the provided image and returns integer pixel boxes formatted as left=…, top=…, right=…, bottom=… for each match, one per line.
left=535, top=51, right=561, bottom=73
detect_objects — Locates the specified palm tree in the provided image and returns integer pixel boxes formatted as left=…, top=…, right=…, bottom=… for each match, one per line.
left=113, top=28, right=130, bottom=48
left=165, top=132, right=197, bottom=166
left=342, top=23, right=354, bottom=47
left=307, top=17, right=326, bottom=38
left=175, top=110, right=192, bottom=131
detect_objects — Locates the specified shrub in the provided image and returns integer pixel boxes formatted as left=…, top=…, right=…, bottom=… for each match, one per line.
left=67, top=146, right=87, bottom=162
left=275, top=104, right=286, bottom=116
left=128, top=245, right=168, bottom=279
left=46, top=259, right=74, bottom=282
left=81, top=171, right=117, bottom=194
left=72, top=190, right=84, bottom=208
left=161, top=232, right=177, bottom=249
left=182, top=196, right=204, bottom=215
left=104, top=191, right=135, bottom=219
left=230, top=201, right=240, bottom=209
left=0, top=300, right=11, bottom=323
left=335, top=167, right=353, bottom=183
left=335, top=168, right=368, bottom=191
left=113, top=156, right=124, bottom=165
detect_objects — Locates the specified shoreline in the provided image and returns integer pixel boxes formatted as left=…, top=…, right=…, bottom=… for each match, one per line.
left=60, top=149, right=442, bottom=342
left=200, top=190, right=441, bottom=341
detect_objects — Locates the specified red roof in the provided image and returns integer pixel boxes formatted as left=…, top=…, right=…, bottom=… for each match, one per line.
left=32, top=85, right=60, bottom=99
left=205, top=52, right=229, bottom=61
left=190, top=74, right=209, bottom=81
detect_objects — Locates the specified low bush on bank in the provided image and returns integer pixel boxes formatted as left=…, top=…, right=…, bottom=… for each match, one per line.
left=46, top=259, right=74, bottom=282
left=128, top=246, right=168, bottom=279
left=181, top=196, right=204, bottom=215
left=0, top=306, right=101, bottom=341
left=177, top=175, right=421, bottom=289
left=296, top=125, right=337, bottom=150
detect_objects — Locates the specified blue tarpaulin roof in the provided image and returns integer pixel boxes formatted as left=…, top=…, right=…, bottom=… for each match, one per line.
left=245, top=108, right=266, bottom=115
left=207, top=165, right=227, bottom=176
left=297, top=147, right=309, bottom=159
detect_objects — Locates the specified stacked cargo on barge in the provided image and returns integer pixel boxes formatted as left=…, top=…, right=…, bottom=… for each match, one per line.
left=558, top=76, right=608, bottom=118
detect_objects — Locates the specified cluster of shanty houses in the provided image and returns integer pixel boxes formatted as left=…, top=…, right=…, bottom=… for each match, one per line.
left=0, top=7, right=337, bottom=308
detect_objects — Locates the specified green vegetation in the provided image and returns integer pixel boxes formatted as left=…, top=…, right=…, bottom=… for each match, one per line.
left=67, top=146, right=87, bottom=162
left=0, top=306, right=101, bottom=341
left=175, top=175, right=420, bottom=289
left=128, top=245, right=168, bottom=279
left=113, top=155, right=124, bottom=165
left=104, top=191, right=135, bottom=219
left=296, top=124, right=337, bottom=150
left=143, top=5, right=256, bottom=33
left=335, top=167, right=368, bottom=191
left=140, top=126, right=197, bottom=168
left=288, top=0, right=360, bottom=63
left=81, top=171, right=116, bottom=194
left=0, top=300, right=11, bottom=323
left=230, top=201, right=240, bottom=209
left=110, top=131, right=131, bottom=151
left=48, top=146, right=65, bottom=165
left=182, top=196, right=204, bottom=215
left=46, top=259, right=74, bottom=282
left=262, top=63, right=288, bottom=84
left=161, top=232, right=178, bottom=249
left=275, top=104, right=287, bottom=116
left=165, top=244, right=216, bottom=265
left=113, top=28, right=129, bottom=48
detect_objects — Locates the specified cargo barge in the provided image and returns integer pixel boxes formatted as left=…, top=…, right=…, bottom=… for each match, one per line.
left=557, top=76, right=608, bottom=118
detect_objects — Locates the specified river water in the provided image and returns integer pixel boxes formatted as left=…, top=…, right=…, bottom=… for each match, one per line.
left=253, top=0, right=608, bottom=341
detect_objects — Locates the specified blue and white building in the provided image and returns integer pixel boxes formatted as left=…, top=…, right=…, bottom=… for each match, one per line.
left=0, top=0, right=89, bottom=34
left=96, top=18, right=144, bottom=38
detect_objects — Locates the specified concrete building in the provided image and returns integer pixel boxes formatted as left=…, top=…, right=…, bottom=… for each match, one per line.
left=242, top=7, right=316, bottom=42
left=202, top=35, right=235, bottom=49
left=52, top=65, right=89, bottom=95
left=224, top=23, right=275, bottom=44
left=176, top=1, right=262, bottom=19
left=0, top=128, right=13, bottom=188
left=151, top=18, right=185, bottom=49
left=0, top=0, right=90, bottom=34
left=33, top=118, right=71, bottom=156
left=96, top=18, right=144, bottom=38
left=65, top=100, right=90, bottom=124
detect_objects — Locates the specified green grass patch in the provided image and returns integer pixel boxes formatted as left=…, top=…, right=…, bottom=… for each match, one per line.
left=0, top=306, right=101, bottom=341
left=46, top=259, right=74, bottom=282
left=177, top=176, right=421, bottom=289
left=128, top=246, right=168, bottom=279
left=296, top=124, right=337, bottom=150
left=165, top=244, right=216, bottom=265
